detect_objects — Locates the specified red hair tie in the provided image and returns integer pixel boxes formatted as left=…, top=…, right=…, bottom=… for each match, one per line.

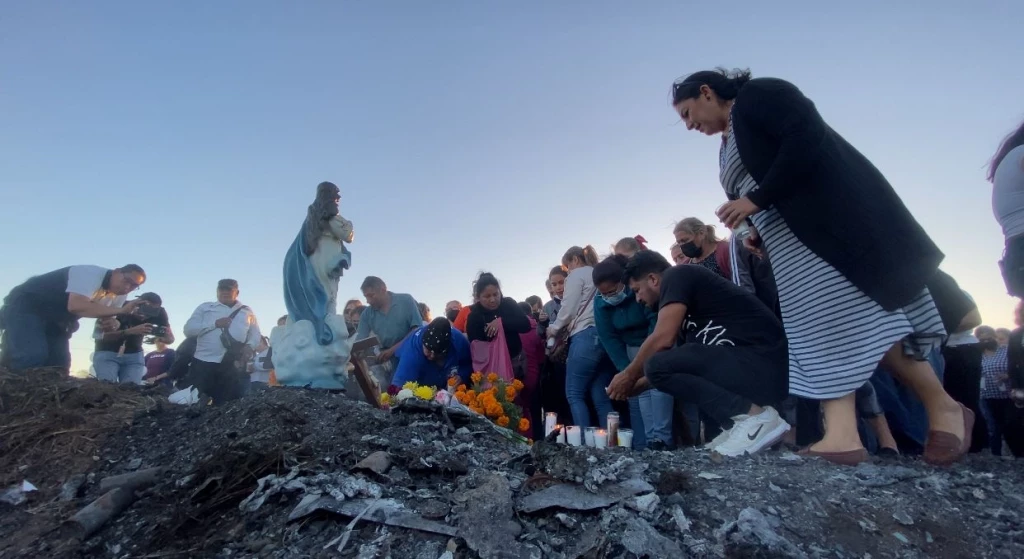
left=634, top=235, right=648, bottom=249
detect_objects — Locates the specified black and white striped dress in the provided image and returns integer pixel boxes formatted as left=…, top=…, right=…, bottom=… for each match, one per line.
left=719, top=115, right=945, bottom=399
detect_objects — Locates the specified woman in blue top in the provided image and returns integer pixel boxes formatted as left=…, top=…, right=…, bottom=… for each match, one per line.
left=593, top=255, right=675, bottom=449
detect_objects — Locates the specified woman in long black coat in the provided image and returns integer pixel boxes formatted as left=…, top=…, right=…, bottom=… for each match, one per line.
left=669, top=68, right=970, bottom=466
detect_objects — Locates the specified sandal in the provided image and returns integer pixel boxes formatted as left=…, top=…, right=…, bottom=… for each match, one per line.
left=923, top=403, right=974, bottom=466
left=798, top=447, right=869, bottom=466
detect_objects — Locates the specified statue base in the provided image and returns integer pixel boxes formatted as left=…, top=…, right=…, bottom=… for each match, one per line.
left=269, top=316, right=351, bottom=389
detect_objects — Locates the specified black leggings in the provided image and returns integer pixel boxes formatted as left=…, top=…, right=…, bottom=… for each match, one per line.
left=644, top=343, right=789, bottom=428
left=984, top=398, right=1024, bottom=457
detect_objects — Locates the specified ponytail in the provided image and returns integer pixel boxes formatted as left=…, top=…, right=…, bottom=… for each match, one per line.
left=562, top=245, right=599, bottom=268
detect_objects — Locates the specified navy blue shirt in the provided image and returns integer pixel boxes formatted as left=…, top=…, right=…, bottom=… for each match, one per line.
left=392, top=325, right=473, bottom=390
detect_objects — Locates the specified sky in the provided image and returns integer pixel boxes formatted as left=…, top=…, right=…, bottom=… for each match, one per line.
left=1, top=1, right=1022, bottom=373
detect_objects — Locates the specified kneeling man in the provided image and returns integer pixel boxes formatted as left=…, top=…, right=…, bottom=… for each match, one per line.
left=391, top=317, right=472, bottom=391
left=607, top=251, right=790, bottom=456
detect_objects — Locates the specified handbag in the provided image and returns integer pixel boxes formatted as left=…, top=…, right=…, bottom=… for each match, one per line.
left=220, top=305, right=254, bottom=371
left=470, top=320, right=516, bottom=383
left=546, top=288, right=596, bottom=364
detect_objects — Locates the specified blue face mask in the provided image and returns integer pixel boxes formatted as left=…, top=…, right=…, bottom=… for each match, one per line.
left=602, top=289, right=628, bottom=306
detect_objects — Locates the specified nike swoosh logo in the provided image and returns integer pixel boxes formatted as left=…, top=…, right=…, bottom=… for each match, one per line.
left=747, top=425, right=763, bottom=441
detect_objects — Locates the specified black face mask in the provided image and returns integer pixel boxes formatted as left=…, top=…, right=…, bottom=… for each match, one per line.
left=980, top=339, right=999, bottom=351
left=680, top=241, right=703, bottom=258
left=445, top=309, right=460, bottom=322
left=346, top=320, right=357, bottom=336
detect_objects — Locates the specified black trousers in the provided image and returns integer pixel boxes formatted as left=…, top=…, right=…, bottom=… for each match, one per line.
left=644, top=342, right=789, bottom=428
left=539, top=358, right=572, bottom=427
left=191, top=359, right=248, bottom=405
left=942, top=344, right=989, bottom=453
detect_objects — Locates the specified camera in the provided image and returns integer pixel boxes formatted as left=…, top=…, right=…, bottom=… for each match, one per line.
left=148, top=324, right=168, bottom=338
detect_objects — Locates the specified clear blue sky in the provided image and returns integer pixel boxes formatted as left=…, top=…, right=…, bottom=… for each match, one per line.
left=1, top=1, right=1021, bottom=372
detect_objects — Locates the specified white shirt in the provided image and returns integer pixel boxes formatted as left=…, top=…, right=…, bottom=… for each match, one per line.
left=183, top=301, right=262, bottom=364
left=68, top=265, right=125, bottom=307
left=549, top=266, right=596, bottom=337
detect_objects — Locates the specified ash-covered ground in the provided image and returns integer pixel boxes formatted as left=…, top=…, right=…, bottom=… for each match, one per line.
left=2, top=369, right=1022, bottom=558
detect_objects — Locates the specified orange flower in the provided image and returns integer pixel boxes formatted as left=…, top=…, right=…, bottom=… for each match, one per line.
left=486, top=403, right=504, bottom=419
left=518, top=418, right=530, bottom=432
left=466, top=390, right=477, bottom=401
left=471, top=372, right=483, bottom=384
left=512, top=379, right=524, bottom=391
left=496, top=416, right=510, bottom=427
left=470, top=405, right=484, bottom=415
left=486, top=372, right=499, bottom=383
left=505, top=387, right=517, bottom=401
left=456, top=384, right=467, bottom=393
left=447, top=377, right=458, bottom=387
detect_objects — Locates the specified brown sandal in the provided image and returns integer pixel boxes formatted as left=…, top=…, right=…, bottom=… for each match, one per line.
left=923, top=403, right=974, bottom=466
left=798, top=447, right=869, bottom=466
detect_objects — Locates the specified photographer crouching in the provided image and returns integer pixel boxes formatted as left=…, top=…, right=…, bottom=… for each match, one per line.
left=93, top=292, right=174, bottom=384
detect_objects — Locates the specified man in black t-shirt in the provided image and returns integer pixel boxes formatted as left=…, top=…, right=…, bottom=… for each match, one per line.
left=93, top=292, right=174, bottom=384
left=606, top=251, right=790, bottom=457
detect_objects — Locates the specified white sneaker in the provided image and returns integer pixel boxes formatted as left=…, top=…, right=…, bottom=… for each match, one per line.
left=702, top=417, right=745, bottom=451
left=713, top=407, right=790, bottom=457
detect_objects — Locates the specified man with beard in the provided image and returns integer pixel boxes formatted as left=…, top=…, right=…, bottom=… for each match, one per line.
left=607, top=251, right=789, bottom=457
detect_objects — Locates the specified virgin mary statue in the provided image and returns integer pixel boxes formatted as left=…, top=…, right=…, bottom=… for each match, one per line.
left=283, top=181, right=354, bottom=344
left=273, top=182, right=354, bottom=388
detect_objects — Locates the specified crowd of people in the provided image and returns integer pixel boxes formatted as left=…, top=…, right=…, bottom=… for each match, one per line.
left=2, top=68, right=1023, bottom=466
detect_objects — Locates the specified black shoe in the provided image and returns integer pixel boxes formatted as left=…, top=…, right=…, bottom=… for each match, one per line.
left=647, top=440, right=668, bottom=451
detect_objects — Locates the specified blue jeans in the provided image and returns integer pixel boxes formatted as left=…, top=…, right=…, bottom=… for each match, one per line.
left=93, top=351, right=146, bottom=384
left=626, top=345, right=675, bottom=447
left=0, top=303, right=72, bottom=370
left=565, top=326, right=614, bottom=428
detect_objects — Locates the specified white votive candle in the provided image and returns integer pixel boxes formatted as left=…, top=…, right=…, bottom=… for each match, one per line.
left=566, top=426, right=582, bottom=446
left=545, top=412, right=558, bottom=437
left=617, top=428, right=634, bottom=449
left=584, top=427, right=597, bottom=447
left=594, top=429, right=608, bottom=449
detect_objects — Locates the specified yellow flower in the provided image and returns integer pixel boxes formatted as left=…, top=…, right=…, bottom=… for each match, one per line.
left=497, top=416, right=510, bottom=427
left=402, top=381, right=419, bottom=391
left=471, top=372, right=483, bottom=384
left=413, top=385, right=436, bottom=401
left=487, top=372, right=499, bottom=383
left=518, top=418, right=530, bottom=432
left=380, top=393, right=391, bottom=405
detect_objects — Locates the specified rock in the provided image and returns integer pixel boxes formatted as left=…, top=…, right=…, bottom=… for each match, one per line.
left=127, top=458, right=142, bottom=471
left=417, top=499, right=450, bottom=520
left=517, top=478, right=655, bottom=513
left=554, top=513, right=577, bottom=529
left=59, top=474, right=87, bottom=501
left=892, top=532, right=910, bottom=545
left=698, top=471, right=724, bottom=480
left=456, top=471, right=538, bottom=558
left=616, top=515, right=684, bottom=557
left=671, top=505, right=691, bottom=533
left=718, top=507, right=805, bottom=558
left=892, top=510, right=914, bottom=526
left=627, top=493, right=660, bottom=514
left=352, top=451, right=392, bottom=475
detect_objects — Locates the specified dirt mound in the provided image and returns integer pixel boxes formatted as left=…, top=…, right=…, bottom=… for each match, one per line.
left=2, top=375, right=1024, bottom=559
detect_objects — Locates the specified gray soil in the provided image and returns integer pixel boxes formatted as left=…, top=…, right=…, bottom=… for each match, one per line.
left=1, top=372, right=1022, bottom=558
